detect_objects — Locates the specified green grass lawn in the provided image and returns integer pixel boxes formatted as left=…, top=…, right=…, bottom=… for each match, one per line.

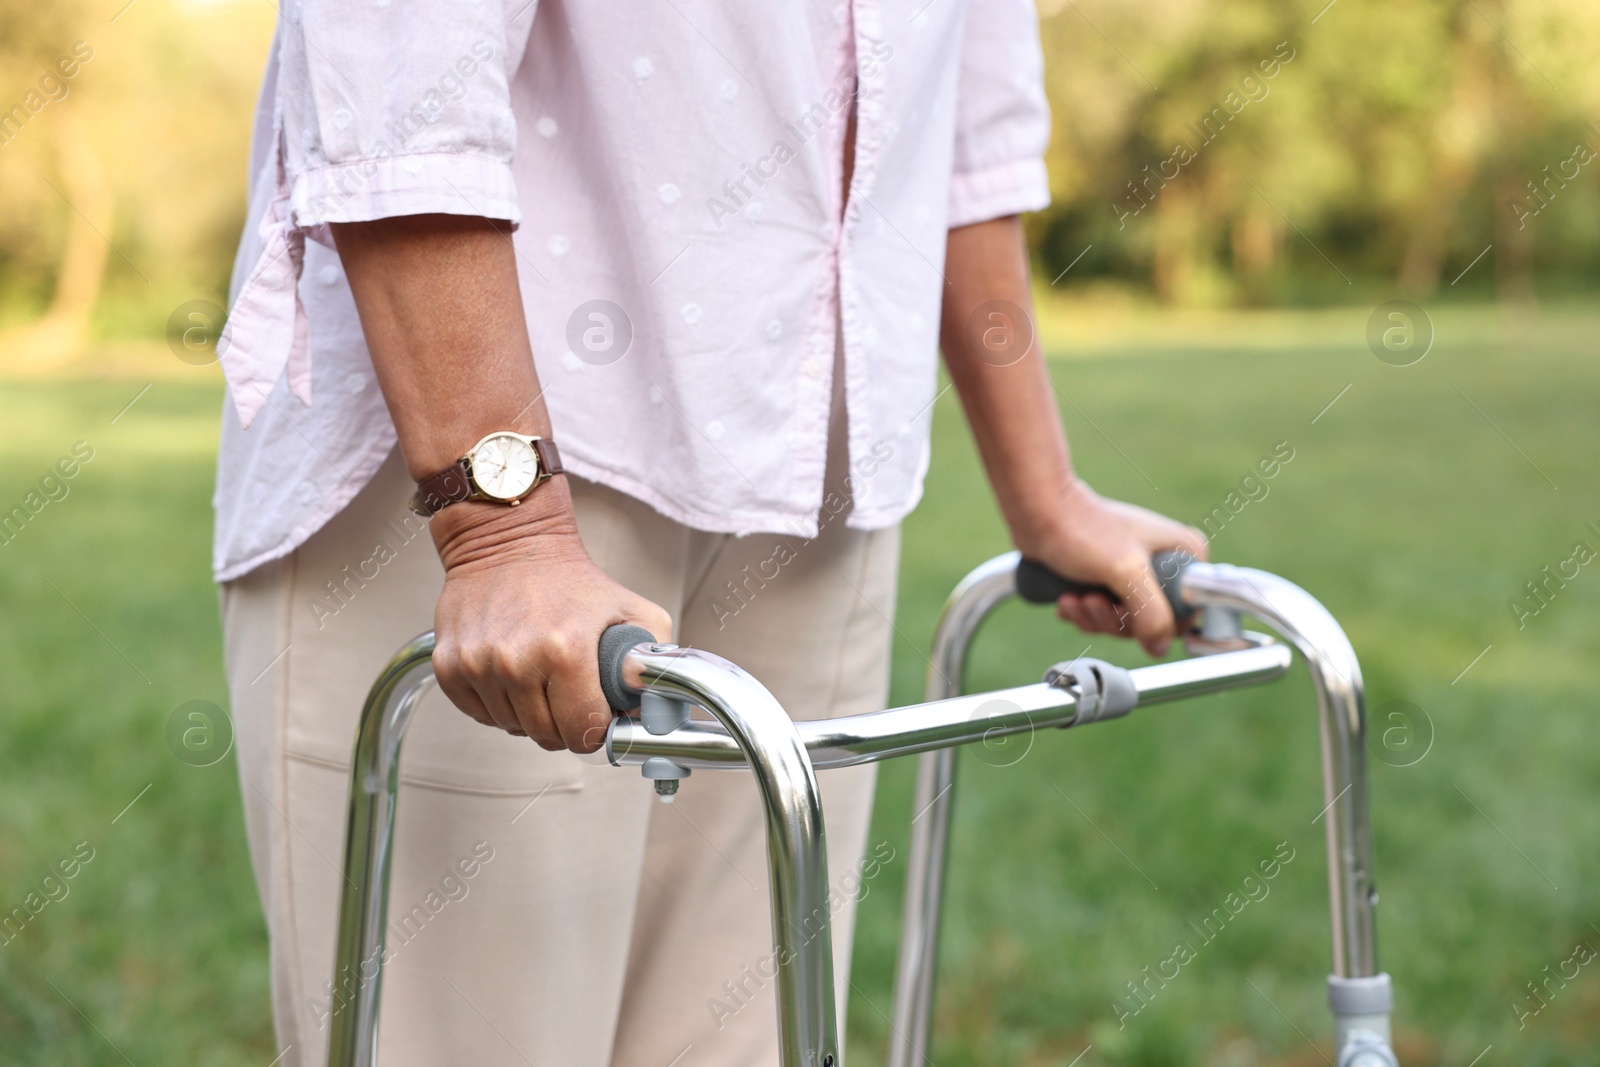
left=2, top=302, right=1598, bottom=1065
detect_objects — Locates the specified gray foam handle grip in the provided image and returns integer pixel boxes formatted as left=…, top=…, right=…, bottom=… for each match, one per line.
left=598, top=624, right=658, bottom=713
left=1015, top=550, right=1196, bottom=624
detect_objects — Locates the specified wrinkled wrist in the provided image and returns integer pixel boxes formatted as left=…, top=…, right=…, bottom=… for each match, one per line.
left=430, top=481, right=585, bottom=573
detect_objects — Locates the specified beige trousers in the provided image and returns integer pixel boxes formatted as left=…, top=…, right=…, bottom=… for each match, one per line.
left=221, top=443, right=899, bottom=1067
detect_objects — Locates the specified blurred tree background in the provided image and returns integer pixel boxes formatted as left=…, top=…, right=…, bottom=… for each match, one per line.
left=1032, top=0, right=1600, bottom=305
left=0, top=0, right=271, bottom=368
left=3, top=2, right=1599, bottom=1064
left=2, top=0, right=1599, bottom=367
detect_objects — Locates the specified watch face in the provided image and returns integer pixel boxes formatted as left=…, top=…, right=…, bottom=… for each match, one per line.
left=470, top=434, right=540, bottom=501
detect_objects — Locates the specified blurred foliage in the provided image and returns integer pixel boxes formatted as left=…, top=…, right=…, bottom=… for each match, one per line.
left=0, top=0, right=272, bottom=357
left=1, top=0, right=1599, bottom=361
left=6, top=309, right=1600, bottom=1062
left=1032, top=0, right=1600, bottom=304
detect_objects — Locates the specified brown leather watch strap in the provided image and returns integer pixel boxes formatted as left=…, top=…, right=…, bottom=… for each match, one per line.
left=534, top=438, right=564, bottom=477
left=409, top=437, right=565, bottom=518
left=410, top=460, right=474, bottom=517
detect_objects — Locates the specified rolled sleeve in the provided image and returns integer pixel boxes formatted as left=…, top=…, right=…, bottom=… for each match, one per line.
left=281, top=2, right=529, bottom=229
left=289, top=150, right=521, bottom=230
left=947, top=0, right=1052, bottom=227
left=219, top=2, right=533, bottom=429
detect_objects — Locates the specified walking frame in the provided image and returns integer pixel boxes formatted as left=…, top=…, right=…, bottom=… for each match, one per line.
left=327, top=551, right=1400, bottom=1067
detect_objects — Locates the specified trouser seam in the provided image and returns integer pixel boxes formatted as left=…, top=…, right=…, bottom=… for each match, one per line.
left=680, top=531, right=734, bottom=626
left=278, top=546, right=308, bottom=1061
left=822, top=529, right=877, bottom=723
left=283, top=749, right=586, bottom=798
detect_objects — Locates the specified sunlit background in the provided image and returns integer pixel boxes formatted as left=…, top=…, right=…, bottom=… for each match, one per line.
left=2, top=1, right=1598, bottom=1064
left=6, top=0, right=1600, bottom=351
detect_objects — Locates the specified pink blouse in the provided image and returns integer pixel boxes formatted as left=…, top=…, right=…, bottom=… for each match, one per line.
left=213, top=0, right=1050, bottom=581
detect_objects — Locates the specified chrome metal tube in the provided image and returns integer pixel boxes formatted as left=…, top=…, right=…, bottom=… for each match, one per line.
left=329, top=551, right=1377, bottom=1067
left=888, top=552, right=1016, bottom=1067
left=1173, top=563, right=1379, bottom=979
left=327, top=639, right=838, bottom=1067
left=882, top=552, right=1388, bottom=1066
left=327, top=634, right=436, bottom=1067
left=622, top=646, right=840, bottom=1067
left=607, top=642, right=1292, bottom=771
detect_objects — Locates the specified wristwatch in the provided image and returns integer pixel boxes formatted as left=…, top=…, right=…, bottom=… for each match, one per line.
left=409, top=431, right=565, bottom=517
